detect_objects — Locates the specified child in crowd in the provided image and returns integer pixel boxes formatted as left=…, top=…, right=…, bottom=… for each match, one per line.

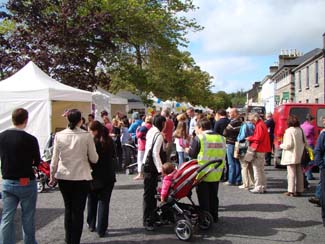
left=160, top=162, right=177, bottom=202
left=173, top=121, right=189, bottom=166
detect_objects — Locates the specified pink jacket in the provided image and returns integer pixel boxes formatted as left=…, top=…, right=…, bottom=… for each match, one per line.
left=161, top=170, right=177, bottom=200
left=136, top=123, right=152, bottom=151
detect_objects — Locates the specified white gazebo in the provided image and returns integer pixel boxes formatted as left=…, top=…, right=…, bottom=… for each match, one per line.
left=0, top=61, right=92, bottom=152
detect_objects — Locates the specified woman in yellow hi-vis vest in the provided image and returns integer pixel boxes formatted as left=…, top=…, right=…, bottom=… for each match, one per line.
left=187, top=118, right=226, bottom=223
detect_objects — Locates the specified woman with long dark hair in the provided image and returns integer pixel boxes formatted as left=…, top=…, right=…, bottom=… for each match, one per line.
left=50, top=109, right=98, bottom=244
left=87, top=121, right=116, bottom=237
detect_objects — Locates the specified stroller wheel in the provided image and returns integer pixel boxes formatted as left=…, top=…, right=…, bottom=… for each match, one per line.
left=37, top=181, right=45, bottom=193
left=175, top=219, right=192, bottom=241
left=198, top=210, right=213, bottom=230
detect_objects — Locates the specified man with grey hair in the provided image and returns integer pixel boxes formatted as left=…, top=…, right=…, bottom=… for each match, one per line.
left=246, top=113, right=271, bottom=193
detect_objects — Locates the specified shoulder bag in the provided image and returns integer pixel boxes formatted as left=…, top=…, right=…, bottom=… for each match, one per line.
left=143, top=133, right=160, bottom=174
left=300, top=128, right=311, bottom=167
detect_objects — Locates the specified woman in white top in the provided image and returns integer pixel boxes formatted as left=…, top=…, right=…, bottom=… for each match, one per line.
left=142, top=115, right=166, bottom=231
left=280, top=115, right=307, bottom=197
left=50, top=109, right=98, bottom=244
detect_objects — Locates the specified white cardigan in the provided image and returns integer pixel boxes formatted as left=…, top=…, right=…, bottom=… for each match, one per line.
left=51, top=127, right=98, bottom=181
left=280, top=127, right=307, bottom=165
left=142, top=126, right=164, bottom=173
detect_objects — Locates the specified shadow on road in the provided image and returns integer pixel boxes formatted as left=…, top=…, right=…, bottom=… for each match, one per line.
left=114, top=184, right=143, bottom=190
left=82, top=237, right=232, bottom=244
left=221, top=203, right=294, bottom=212
left=0, top=208, right=64, bottom=242
left=209, top=216, right=321, bottom=241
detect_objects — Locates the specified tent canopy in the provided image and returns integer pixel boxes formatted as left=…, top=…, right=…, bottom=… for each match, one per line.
left=0, top=61, right=92, bottom=152
left=96, top=87, right=128, bottom=105
left=0, top=61, right=92, bottom=102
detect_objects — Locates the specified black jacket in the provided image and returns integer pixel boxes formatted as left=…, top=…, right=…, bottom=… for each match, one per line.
left=91, top=137, right=116, bottom=189
left=214, top=117, right=230, bottom=135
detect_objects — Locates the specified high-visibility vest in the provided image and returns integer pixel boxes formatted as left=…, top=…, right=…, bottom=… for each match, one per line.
left=196, top=133, right=226, bottom=182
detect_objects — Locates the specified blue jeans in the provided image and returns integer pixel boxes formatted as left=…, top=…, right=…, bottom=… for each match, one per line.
left=226, top=144, right=242, bottom=184
left=178, top=152, right=185, bottom=167
left=0, top=179, right=38, bottom=244
left=316, top=182, right=322, bottom=199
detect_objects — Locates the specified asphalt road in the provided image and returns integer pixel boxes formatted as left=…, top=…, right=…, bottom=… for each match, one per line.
left=1, top=166, right=324, bottom=244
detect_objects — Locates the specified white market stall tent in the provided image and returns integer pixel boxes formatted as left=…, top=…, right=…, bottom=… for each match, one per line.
left=92, top=87, right=128, bottom=121
left=0, top=61, right=92, bottom=152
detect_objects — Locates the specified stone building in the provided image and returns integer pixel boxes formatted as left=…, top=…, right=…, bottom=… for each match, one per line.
left=247, top=81, right=261, bottom=105
left=271, top=50, right=302, bottom=105
left=293, top=34, right=325, bottom=104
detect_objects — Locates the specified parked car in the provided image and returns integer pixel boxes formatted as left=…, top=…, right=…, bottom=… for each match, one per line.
left=273, top=103, right=325, bottom=167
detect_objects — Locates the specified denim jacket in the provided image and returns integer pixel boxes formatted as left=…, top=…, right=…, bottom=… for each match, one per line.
left=237, top=122, right=255, bottom=142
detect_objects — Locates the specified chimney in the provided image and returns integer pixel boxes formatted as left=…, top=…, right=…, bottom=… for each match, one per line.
left=269, top=65, right=278, bottom=74
left=278, top=49, right=300, bottom=67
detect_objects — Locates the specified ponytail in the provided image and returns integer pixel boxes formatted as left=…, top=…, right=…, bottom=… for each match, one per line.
left=67, top=109, right=82, bottom=130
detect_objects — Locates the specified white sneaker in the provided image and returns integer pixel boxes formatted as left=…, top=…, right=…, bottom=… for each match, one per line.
left=238, top=185, right=248, bottom=189
left=250, top=188, right=264, bottom=194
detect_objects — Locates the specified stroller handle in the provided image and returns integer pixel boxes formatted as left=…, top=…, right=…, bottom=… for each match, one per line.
left=196, top=159, right=223, bottom=174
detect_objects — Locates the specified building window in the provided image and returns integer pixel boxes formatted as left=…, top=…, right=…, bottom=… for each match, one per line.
left=306, top=66, right=309, bottom=89
left=298, top=71, right=302, bottom=91
left=315, top=61, right=319, bottom=86
left=315, top=98, right=319, bottom=104
left=306, top=99, right=309, bottom=103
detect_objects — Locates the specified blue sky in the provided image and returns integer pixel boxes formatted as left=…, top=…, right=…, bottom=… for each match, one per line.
left=185, top=0, right=325, bottom=93
left=1, top=0, right=325, bottom=93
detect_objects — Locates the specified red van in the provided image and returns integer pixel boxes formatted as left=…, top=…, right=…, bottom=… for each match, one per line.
left=273, top=103, right=325, bottom=167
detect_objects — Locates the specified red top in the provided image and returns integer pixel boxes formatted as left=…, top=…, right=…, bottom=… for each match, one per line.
left=247, top=119, right=271, bottom=152
left=162, top=119, right=174, bottom=143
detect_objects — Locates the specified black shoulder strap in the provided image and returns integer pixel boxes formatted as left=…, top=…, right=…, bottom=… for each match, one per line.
left=150, top=132, right=160, bottom=151
left=300, top=128, right=306, bottom=144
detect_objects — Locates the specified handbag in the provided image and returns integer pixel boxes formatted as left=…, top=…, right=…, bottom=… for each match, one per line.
left=143, top=133, right=160, bottom=173
left=300, top=128, right=311, bottom=167
left=243, top=146, right=256, bottom=163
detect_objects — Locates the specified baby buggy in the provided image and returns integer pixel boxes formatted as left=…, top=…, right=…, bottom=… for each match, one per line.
left=34, top=161, right=54, bottom=193
left=155, top=159, right=223, bottom=241
left=123, top=140, right=138, bottom=175
left=34, top=134, right=57, bottom=192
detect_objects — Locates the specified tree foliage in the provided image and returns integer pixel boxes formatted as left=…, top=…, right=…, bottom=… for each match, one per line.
left=0, top=0, right=218, bottom=107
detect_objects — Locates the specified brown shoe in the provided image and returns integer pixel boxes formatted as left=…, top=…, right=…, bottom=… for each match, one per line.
left=294, top=192, right=302, bottom=197
left=283, top=192, right=294, bottom=197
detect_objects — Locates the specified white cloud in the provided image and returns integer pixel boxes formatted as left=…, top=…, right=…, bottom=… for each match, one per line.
left=188, top=0, right=325, bottom=55
left=196, top=56, right=257, bottom=92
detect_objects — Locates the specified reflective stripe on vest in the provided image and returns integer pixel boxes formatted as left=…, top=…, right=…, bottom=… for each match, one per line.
left=197, top=133, right=226, bottom=182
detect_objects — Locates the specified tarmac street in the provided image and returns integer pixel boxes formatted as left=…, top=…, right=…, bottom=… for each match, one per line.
left=0, top=166, right=324, bottom=244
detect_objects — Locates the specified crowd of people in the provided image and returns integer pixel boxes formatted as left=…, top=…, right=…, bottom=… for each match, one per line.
left=1, top=106, right=325, bottom=244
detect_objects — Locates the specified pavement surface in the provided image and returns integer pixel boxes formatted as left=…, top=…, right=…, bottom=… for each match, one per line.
left=1, top=166, right=324, bottom=244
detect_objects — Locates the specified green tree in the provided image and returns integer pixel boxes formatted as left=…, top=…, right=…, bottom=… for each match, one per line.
left=0, top=0, right=204, bottom=94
